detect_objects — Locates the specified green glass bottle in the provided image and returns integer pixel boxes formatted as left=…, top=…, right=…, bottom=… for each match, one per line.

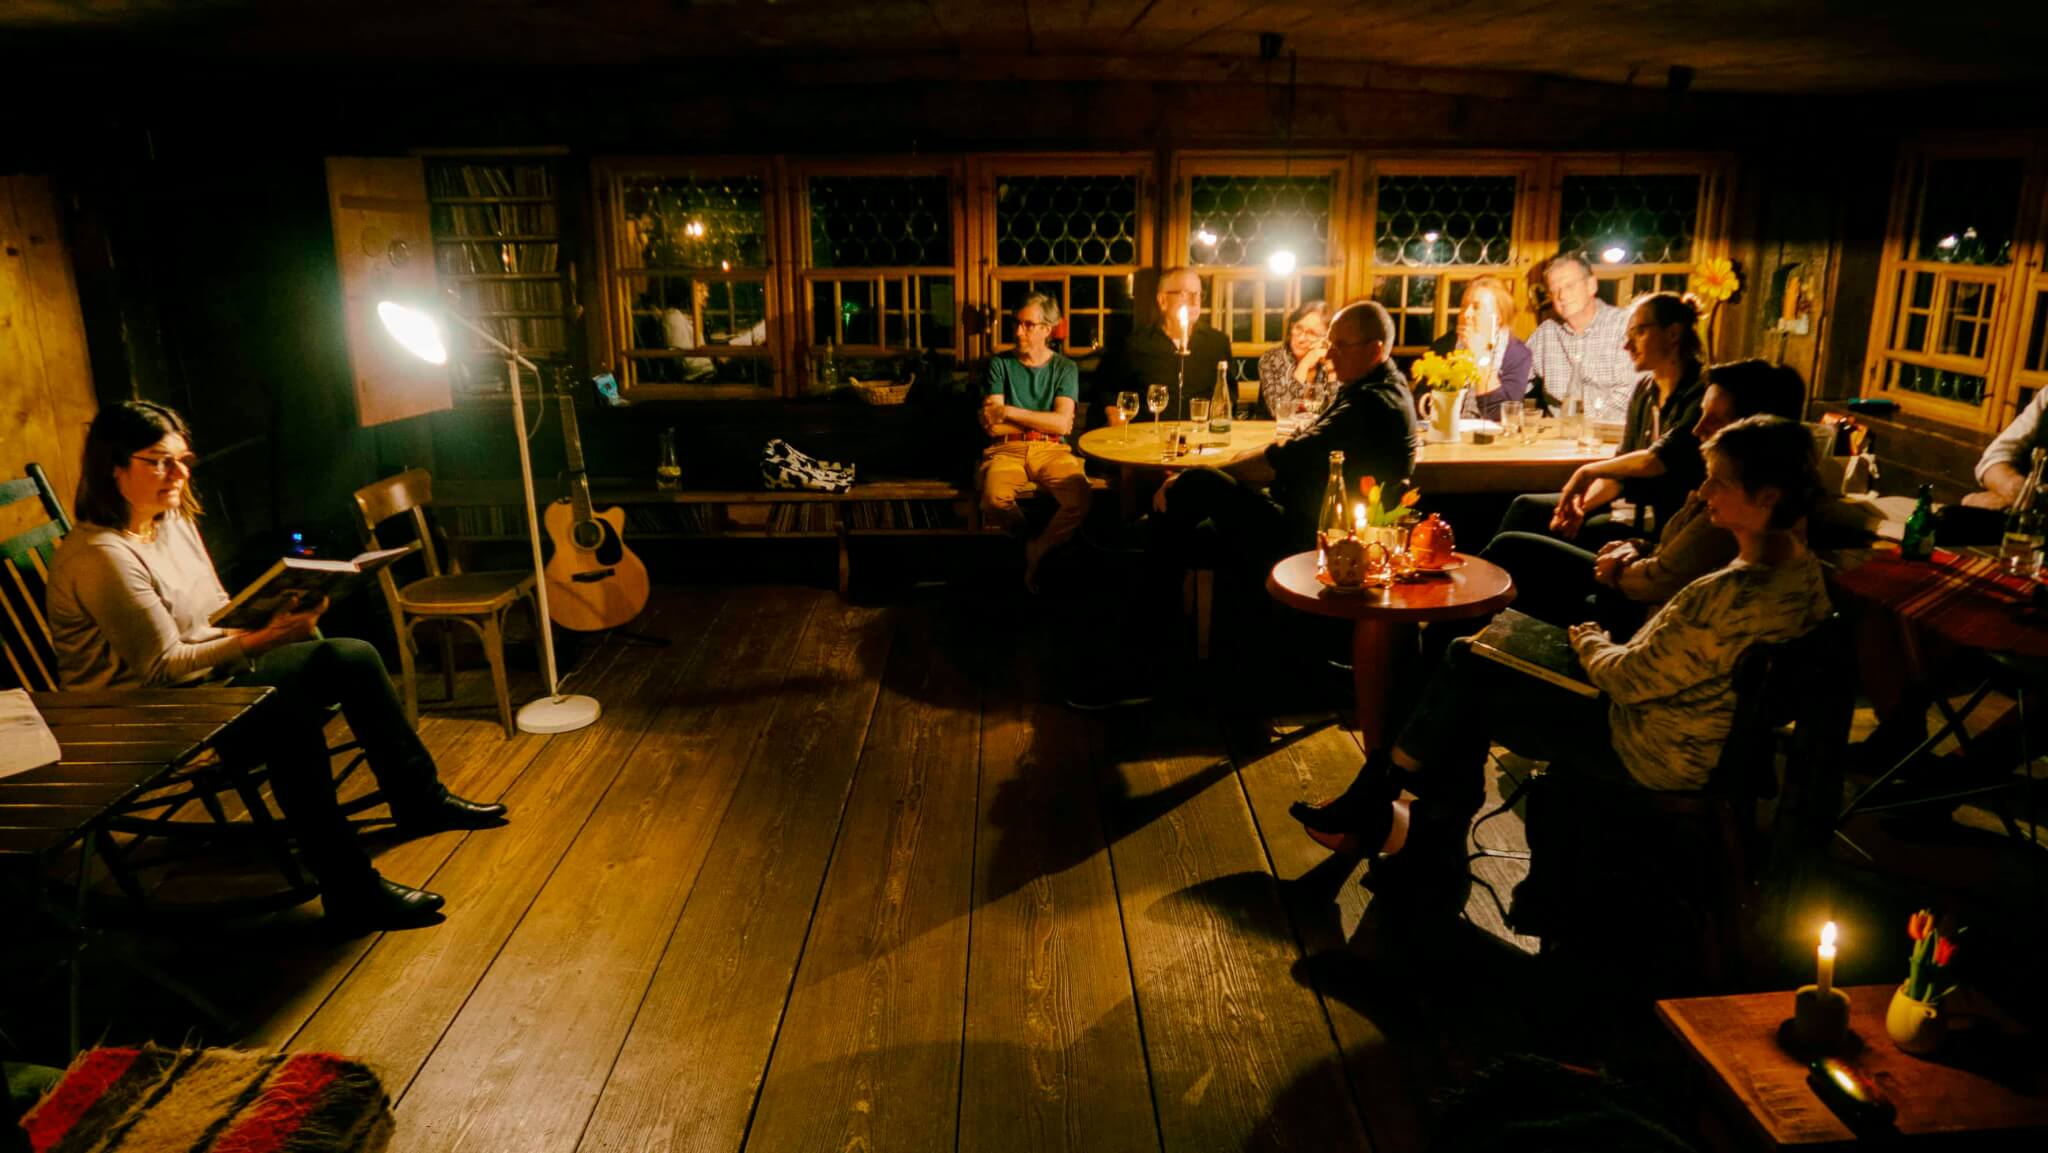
left=1901, top=484, right=1937, bottom=560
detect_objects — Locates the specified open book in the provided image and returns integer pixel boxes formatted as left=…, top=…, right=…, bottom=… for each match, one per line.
left=209, top=544, right=415, bottom=631
left=1468, top=608, right=1599, bottom=699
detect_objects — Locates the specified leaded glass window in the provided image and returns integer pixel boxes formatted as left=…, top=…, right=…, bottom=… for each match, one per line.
left=1558, top=174, right=1700, bottom=265
left=617, top=175, right=768, bottom=269
left=811, top=276, right=956, bottom=350
left=1889, top=363, right=1988, bottom=405
left=1188, top=175, right=1333, bottom=267
left=1911, top=157, right=2021, bottom=266
left=808, top=176, right=951, bottom=268
left=996, top=276, right=1132, bottom=355
left=1374, top=175, right=1516, bottom=266
left=995, top=176, right=1138, bottom=267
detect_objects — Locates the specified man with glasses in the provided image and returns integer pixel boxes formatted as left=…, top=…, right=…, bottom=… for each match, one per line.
left=1099, top=266, right=1234, bottom=424
left=1526, top=253, right=1639, bottom=425
left=981, top=293, right=1090, bottom=591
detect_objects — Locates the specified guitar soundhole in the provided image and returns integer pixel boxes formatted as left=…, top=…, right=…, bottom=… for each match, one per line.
left=572, top=519, right=623, bottom=564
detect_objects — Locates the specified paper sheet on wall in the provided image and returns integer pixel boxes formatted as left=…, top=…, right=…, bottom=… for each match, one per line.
left=0, top=689, right=62, bottom=779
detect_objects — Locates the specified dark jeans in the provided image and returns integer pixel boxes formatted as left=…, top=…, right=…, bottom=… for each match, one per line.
left=1496, top=493, right=1637, bottom=551
left=1395, top=637, right=1633, bottom=821
left=1481, top=531, right=1647, bottom=636
left=225, top=637, right=444, bottom=887
left=1147, top=466, right=1292, bottom=580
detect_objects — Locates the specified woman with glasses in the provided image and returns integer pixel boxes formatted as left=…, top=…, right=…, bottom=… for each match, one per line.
left=1255, top=300, right=1335, bottom=421
left=45, top=401, right=505, bottom=930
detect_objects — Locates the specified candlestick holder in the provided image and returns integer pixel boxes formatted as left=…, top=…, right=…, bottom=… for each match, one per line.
left=1792, top=984, right=1853, bottom=1051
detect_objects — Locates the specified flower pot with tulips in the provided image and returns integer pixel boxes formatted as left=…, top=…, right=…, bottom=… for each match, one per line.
left=1887, top=909, right=1962, bottom=1055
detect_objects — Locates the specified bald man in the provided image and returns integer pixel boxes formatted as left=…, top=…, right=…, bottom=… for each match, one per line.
left=1099, top=266, right=1235, bottom=421
left=1152, top=300, right=1417, bottom=571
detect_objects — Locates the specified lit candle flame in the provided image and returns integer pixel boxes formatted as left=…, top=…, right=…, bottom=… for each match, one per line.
left=1820, top=922, right=1837, bottom=954
left=1354, top=504, right=1366, bottom=532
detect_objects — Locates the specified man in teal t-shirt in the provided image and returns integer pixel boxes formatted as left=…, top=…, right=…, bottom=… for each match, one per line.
left=981, top=293, right=1090, bottom=590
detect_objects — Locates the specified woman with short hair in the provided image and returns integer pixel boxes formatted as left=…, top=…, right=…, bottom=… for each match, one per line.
left=45, top=401, right=506, bottom=930
left=1256, top=300, right=1335, bottom=420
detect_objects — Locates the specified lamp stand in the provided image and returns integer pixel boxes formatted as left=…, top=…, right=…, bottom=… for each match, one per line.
left=499, top=342, right=599, bottom=734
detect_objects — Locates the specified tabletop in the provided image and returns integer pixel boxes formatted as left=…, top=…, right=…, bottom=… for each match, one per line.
left=1658, top=984, right=2048, bottom=1148
left=1078, top=420, right=1610, bottom=493
left=1265, top=550, right=1516, bottom=623
left=0, top=687, right=273, bottom=858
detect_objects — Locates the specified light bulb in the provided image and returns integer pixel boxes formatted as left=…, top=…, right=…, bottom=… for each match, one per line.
left=1266, top=248, right=1297, bottom=276
left=1195, top=227, right=1218, bottom=247
left=1600, top=245, right=1629, bottom=264
left=377, top=301, right=448, bottom=365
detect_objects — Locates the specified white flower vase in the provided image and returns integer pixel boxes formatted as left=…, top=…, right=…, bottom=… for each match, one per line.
left=1419, top=389, right=1466, bottom=443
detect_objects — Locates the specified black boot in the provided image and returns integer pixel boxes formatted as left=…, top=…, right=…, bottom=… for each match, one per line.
left=1290, top=750, right=1401, bottom=839
left=396, top=789, right=509, bottom=836
left=323, top=874, right=446, bottom=931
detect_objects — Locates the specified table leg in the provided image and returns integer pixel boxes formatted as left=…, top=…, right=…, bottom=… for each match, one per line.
left=1351, top=618, right=1397, bottom=751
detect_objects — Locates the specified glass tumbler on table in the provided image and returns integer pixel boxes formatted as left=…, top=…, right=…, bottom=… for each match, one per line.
left=1187, top=398, right=1210, bottom=448
left=1499, top=401, right=1524, bottom=442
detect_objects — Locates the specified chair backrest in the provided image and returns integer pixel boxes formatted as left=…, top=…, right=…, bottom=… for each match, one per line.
left=1709, top=613, right=1852, bottom=801
left=352, top=468, right=445, bottom=578
left=1, top=463, right=73, bottom=691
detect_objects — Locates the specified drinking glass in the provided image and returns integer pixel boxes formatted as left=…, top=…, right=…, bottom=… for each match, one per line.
left=1521, top=399, right=1543, bottom=444
left=1499, top=402, right=1524, bottom=442
left=1116, top=390, right=1140, bottom=444
left=1146, top=384, right=1169, bottom=449
left=1188, top=398, right=1210, bottom=442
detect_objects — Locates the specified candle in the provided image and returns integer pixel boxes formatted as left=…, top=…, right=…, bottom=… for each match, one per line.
left=1817, top=922, right=1837, bottom=997
left=1354, top=504, right=1366, bottom=534
left=1175, top=304, right=1190, bottom=353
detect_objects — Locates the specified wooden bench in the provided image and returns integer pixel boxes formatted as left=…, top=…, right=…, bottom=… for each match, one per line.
left=436, top=475, right=1110, bottom=594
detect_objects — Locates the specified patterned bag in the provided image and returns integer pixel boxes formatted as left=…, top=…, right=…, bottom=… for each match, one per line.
left=760, top=438, right=856, bottom=493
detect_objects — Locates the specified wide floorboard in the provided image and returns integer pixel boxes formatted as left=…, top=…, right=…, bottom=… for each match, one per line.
left=99, top=585, right=1550, bottom=1152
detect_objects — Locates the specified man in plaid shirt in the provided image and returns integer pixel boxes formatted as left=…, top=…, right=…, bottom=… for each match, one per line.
left=1527, top=253, right=1641, bottom=425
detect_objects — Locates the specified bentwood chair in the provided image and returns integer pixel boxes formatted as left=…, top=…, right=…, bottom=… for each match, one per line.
left=351, top=468, right=539, bottom=737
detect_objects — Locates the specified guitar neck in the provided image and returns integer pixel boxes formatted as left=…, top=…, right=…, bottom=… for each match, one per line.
left=557, top=388, right=596, bottom=520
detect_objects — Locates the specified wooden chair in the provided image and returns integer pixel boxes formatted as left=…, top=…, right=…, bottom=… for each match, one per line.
left=0, top=462, right=70, bottom=691
left=351, top=468, right=539, bottom=738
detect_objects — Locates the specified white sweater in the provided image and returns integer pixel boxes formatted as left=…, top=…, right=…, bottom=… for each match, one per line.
left=45, top=516, right=247, bottom=689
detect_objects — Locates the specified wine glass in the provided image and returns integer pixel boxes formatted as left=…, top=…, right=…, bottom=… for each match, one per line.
left=1116, top=390, right=1140, bottom=444
left=1146, top=383, right=1169, bottom=449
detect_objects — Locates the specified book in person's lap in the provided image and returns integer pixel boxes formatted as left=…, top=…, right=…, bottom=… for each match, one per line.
left=1468, top=608, right=1598, bottom=699
left=209, top=545, right=415, bottom=631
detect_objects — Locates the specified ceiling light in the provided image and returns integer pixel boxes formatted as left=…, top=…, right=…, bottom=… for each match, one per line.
left=1195, top=227, right=1218, bottom=247
left=1937, top=235, right=1959, bottom=249
left=1423, top=231, right=1441, bottom=244
left=1266, top=248, right=1297, bottom=276
left=1600, top=245, right=1629, bottom=264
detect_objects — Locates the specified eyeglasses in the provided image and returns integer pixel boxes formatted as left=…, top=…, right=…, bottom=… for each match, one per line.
left=130, top=453, right=199, bottom=475
left=1016, top=318, right=1054, bottom=330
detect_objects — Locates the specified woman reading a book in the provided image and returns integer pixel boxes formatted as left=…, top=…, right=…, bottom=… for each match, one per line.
left=45, top=401, right=506, bottom=930
left=1289, top=415, right=1832, bottom=886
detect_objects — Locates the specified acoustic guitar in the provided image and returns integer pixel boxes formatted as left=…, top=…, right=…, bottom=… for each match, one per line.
left=543, top=390, right=651, bottom=631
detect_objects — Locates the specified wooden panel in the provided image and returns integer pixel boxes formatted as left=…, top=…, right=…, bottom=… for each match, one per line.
left=744, top=603, right=982, bottom=1152
left=0, top=175, right=95, bottom=537
left=957, top=630, right=1157, bottom=1153
left=325, top=157, right=452, bottom=427
left=393, top=587, right=823, bottom=1151
left=1099, top=701, right=1372, bottom=1152
left=574, top=599, right=897, bottom=1153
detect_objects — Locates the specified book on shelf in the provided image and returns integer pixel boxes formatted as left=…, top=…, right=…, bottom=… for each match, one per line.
left=210, top=545, right=416, bottom=631
left=1467, top=608, right=1599, bottom=699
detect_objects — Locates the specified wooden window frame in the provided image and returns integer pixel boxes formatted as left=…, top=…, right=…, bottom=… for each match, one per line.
left=792, top=158, right=967, bottom=378
left=1360, top=155, right=1544, bottom=357
left=1171, top=153, right=1353, bottom=364
left=968, top=154, right=1155, bottom=364
left=591, top=155, right=787, bottom=400
left=1861, top=140, right=2046, bottom=431
left=1544, top=154, right=1732, bottom=314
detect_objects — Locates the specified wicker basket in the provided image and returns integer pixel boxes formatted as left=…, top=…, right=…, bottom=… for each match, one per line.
left=849, top=374, right=915, bottom=405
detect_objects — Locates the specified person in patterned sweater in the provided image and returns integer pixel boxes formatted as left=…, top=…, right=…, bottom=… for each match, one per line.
left=1290, top=415, right=1832, bottom=870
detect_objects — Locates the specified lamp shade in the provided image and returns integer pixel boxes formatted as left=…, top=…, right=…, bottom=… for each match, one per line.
left=377, top=301, right=449, bottom=365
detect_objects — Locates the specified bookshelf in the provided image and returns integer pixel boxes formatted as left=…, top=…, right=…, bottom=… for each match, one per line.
left=425, top=156, right=573, bottom=394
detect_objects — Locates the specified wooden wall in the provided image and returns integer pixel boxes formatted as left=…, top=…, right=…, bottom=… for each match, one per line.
left=0, top=175, right=96, bottom=537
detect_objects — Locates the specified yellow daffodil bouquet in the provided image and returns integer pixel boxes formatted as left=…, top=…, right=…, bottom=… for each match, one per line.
left=1688, top=258, right=1741, bottom=307
left=1410, top=348, right=1482, bottom=394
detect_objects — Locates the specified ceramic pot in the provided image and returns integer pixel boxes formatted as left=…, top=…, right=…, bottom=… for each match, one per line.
left=1409, top=513, right=1456, bottom=568
left=1885, top=985, right=1947, bottom=1055
left=1325, top=535, right=1369, bottom=587
left=1418, top=388, right=1467, bottom=442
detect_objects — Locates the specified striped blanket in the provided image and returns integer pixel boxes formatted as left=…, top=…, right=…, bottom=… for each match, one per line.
left=21, top=1046, right=390, bottom=1153
left=1831, top=548, right=2048, bottom=657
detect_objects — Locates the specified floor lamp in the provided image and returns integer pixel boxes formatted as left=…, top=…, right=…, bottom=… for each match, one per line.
left=376, top=300, right=600, bottom=734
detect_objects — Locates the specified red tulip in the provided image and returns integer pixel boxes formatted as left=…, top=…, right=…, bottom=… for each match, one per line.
left=1933, top=936, right=1957, bottom=967
left=1358, top=476, right=1377, bottom=498
left=1908, top=910, right=1934, bottom=942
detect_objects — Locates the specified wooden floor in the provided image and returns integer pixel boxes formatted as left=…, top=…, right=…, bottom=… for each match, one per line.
left=67, top=585, right=1554, bottom=1153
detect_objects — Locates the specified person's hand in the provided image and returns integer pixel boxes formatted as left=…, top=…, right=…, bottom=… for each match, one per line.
left=1594, top=540, right=1629, bottom=558
left=1153, top=470, right=1182, bottom=514
left=979, top=395, right=1006, bottom=433
left=1961, top=489, right=2012, bottom=511
left=1550, top=468, right=1592, bottom=537
left=243, top=595, right=326, bottom=657
left=1567, top=621, right=1608, bottom=648
left=1293, top=343, right=1328, bottom=383
left=1592, top=543, right=1637, bottom=587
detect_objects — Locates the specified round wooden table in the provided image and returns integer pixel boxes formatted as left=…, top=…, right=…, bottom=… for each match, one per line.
left=1265, top=550, right=1515, bottom=750
left=1077, top=419, right=1278, bottom=470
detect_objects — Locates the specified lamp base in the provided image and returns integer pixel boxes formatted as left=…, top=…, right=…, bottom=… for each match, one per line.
left=516, top=693, right=601, bottom=734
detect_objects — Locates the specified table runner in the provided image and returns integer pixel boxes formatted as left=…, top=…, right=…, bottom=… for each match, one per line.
left=1831, top=548, right=2048, bottom=657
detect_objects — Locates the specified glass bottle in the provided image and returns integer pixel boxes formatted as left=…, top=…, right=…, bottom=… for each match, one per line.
left=817, top=341, right=839, bottom=391
left=1901, top=484, right=1937, bottom=561
left=655, top=427, right=681, bottom=490
left=1210, top=363, right=1233, bottom=436
left=2001, top=447, right=2048, bottom=575
left=1316, top=450, right=1349, bottom=575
